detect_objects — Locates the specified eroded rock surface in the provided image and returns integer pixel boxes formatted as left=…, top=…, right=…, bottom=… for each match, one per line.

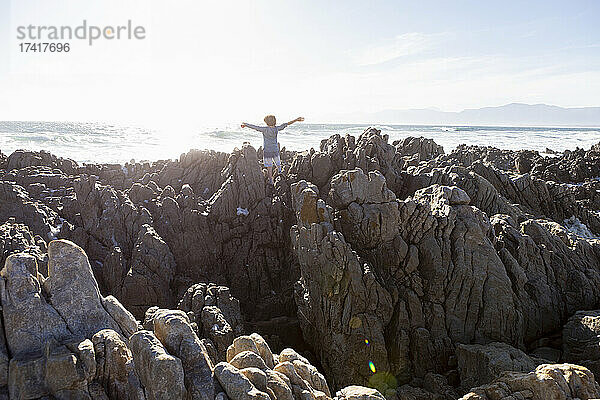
left=1, top=131, right=600, bottom=399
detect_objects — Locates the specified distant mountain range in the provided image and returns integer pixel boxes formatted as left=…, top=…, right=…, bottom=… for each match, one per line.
left=330, top=103, right=600, bottom=126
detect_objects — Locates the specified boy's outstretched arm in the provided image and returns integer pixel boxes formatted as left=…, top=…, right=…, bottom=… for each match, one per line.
left=277, top=117, right=304, bottom=132
left=286, top=117, right=304, bottom=125
left=241, top=122, right=267, bottom=132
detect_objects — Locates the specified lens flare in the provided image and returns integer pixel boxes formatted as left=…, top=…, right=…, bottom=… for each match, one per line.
left=368, top=361, right=376, bottom=373
left=364, top=339, right=369, bottom=345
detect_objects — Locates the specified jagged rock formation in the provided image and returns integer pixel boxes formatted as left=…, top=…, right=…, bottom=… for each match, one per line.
left=0, top=129, right=600, bottom=399
left=290, top=167, right=600, bottom=392
left=0, top=239, right=377, bottom=399
left=177, top=282, right=243, bottom=361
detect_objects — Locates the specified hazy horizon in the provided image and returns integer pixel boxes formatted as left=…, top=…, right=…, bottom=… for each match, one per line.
left=1, top=103, right=599, bottom=129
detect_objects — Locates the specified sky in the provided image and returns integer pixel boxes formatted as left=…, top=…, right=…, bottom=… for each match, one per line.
left=0, top=0, right=599, bottom=125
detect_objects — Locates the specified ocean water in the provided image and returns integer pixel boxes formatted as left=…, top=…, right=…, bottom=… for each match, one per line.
left=0, top=121, right=598, bottom=164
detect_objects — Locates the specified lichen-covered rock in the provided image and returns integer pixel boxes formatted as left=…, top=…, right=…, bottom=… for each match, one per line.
left=250, top=333, right=275, bottom=370
left=278, top=348, right=330, bottom=397
left=3, top=131, right=600, bottom=400
left=239, top=367, right=274, bottom=398
left=291, top=156, right=600, bottom=391
left=8, top=356, right=47, bottom=399
left=178, top=283, right=244, bottom=353
left=265, top=369, right=294, bottom=400
left=273, top=361, right=318, bottom=396
left=6, top=337, right=96, bottom=399
left=227, top=336, right=261, bottom=363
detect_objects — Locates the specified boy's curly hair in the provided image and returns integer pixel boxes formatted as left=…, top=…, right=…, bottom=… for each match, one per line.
left=264, top=115, right=276, bottom=126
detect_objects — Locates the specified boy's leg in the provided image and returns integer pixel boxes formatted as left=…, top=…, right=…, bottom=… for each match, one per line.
left=266, top=166, right=274, bottom=183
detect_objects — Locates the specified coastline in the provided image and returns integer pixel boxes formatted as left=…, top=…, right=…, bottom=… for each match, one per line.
left=1, top=120, right=599, bottom=165
left=0, top=126, right=599, bottom=398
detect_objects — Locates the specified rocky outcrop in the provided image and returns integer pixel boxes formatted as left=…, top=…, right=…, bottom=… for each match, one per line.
left=291, top=161, right=600, bottom=394
left=291, top=170, right=522, bottom=387
left=1, top=132, right=600, bottom=399
left=1, top=252, right=71, bottom=358
left=460, top=363, right=600, bottom=400
left=152, top=309, right=216, bottom=400
left=5, top=149, right=77, bottom=174
left=290, top=172, right=394, bottom=389
left=0, top=238, right=379, bottom=399
left=0, top=181, right=64, bottom=241
left=91, top=329, right=145, bottom=399
left=336, top=386, right=386, bottom=400
left=394, top=136, right=444, bottom=165
left=178, top=282, right=243, bottom=360
left=130, top=330, right=187, bottom=400
left=46, top=240, right=124, bottom=338
left=531, top=143, right=600, bottom=183
left=0, top=240, right=140, bottom=399
left=0, top=219, right=48, bottom=274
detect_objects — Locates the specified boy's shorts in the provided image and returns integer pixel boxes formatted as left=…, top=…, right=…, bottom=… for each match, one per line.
left=263, top=154, right=281, bottom=171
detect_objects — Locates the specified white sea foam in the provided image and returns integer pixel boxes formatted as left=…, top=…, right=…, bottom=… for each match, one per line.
left=564, top=216, right=599, bottom=240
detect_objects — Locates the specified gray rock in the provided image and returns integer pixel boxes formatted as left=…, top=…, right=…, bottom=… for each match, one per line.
left=8, top=355, right=47, bottom=399
left=153, top=309, right=215, bottom=400
left=8, top=344, right=91, bottom=400
left=227, top=336, right=261, bottom=363
left=91, top=329, right=145, bottom=400
left=101, top=295, right=139, bottom=338
left=229, top=351, right=268, bottom=371
left=201, top=306, right=234, bottom=360
left=213, top=362, right=270, bottom=400
left=460, top=363, right=600, bottom=400
left=336, top=385, right=386, bottom=400
left=129, top=330, right=187, bottom=400
left=291, top=174, right=394, bottom=388
left=562, top=310, right=600, bottom=380
left=264, top=369, right=294, bottom=400
left=0, top=253, right=70, bottom=358
left=456, top=342, right=538, bottom=389
left=46, top=240, right=122, bottom=339
left=239, top=367, right=269, bottom=394
left=249, top=333, right=275, bottom=370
